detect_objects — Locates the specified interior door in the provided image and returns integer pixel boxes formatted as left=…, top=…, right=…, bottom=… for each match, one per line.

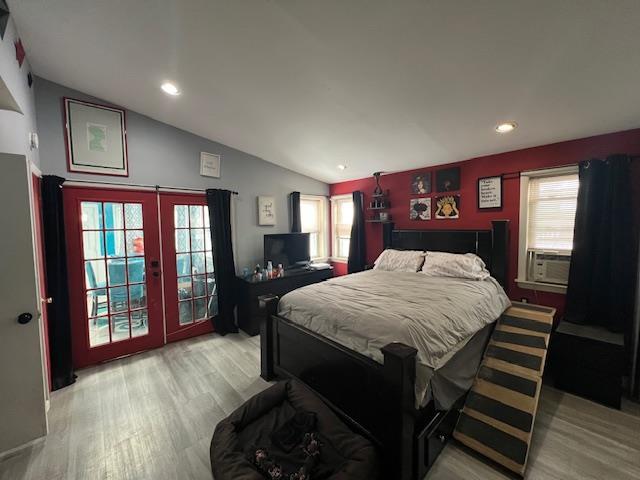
left=0, top=154, right=48, bottom=453
left=160, top=193, right=215, bottom=342
left=65, top=187, right=164, bottom=367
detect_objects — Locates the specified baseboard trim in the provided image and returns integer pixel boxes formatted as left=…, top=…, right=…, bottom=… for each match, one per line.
left=0, top=436, right=45, bottom=461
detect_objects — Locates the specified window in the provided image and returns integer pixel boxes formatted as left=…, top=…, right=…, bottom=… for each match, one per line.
left=331, top=194, right=354, bottom=261
left=527, top=174, right=579, bottom=250
left=517, top=166, right=579, bottom=293
left=300, top=195, right=328, bottom=260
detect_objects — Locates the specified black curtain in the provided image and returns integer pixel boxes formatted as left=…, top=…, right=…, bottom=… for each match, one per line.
left=290, top=191, right=301, bottom=233
left=41, top=175, right=75, bottom=390
left=565, top=155, right=635, bottom=333
left=206, top=189, right=239, bottom=335
left=347, top=191, right=366, bottom=274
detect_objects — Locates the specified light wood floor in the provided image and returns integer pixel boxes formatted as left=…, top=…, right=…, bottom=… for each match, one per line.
left=1, top=333, right=639, bottom=480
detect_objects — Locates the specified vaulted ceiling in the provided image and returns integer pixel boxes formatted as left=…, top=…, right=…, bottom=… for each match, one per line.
left=9, top=0, right=640, bottom=182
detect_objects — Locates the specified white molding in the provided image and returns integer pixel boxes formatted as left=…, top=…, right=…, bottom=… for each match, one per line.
left=517, top=175, right=530, bottom=283
left=521, top=165, right=578, bottom=178
left=330, top=193, right=351, bottom=202
left=330, top=257, right=347, bottom=264
left=517, top=165, right=579, bottom=284
left=515, top=278, right=567, bottom=295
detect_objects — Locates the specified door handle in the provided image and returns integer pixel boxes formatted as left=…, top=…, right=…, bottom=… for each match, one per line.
left=41, top=297, right=53, bottom=304
left=18, top=313, right=33, bottom=325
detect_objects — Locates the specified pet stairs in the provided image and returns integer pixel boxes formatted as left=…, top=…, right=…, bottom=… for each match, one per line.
left=453, top=301, right=556, bottom=477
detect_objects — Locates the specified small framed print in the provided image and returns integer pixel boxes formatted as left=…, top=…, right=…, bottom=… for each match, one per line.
left=478, top=175, right=503, bottom=209
left=436, top=166, right=460, bottom=192
left=200, top=152, right=221, bottom=178
left=435, top=195, right=460, bottom=219
left=410, top=198, right=431, bottom=220
left=258, top=196, right=276, bottom=225
left=64, top=97, right=128, bottom=176
left=411, top=172, right=431, bottom=194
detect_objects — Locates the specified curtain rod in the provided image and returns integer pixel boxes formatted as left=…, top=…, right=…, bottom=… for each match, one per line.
left=62, top=178, right=238, bottom=194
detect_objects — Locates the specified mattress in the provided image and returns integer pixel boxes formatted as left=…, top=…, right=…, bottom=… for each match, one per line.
left=278, top=270, right=511, bottom=408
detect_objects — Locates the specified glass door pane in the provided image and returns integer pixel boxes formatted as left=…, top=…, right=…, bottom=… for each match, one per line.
left=160, top=194, right=216, bottom=342
left=80, top=201, right=150, bottom=347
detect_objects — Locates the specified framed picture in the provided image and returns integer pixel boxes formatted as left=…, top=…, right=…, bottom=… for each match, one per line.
left=411, top=172, right=431, bottom=194
left=64, top=97, right=128, bottom=176
left=258, top=196, right=276, bottom=225
left=435, top=195, right=460, bottom=219
left=410, top=198, right=431, bottom=220
left=436, top=167, right=460, bottom=192
left=200, top=152, right=221, bottom=178
left=478, top=175, right=503, bottom=209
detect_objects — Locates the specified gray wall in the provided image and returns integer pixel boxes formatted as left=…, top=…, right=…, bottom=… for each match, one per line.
left=35, top=77, right=328, bottom=270
left=0, top=16, right=39, bottom=165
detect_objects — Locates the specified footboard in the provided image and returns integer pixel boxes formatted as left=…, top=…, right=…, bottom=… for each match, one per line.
left=259, top=295, right=418, bottom=480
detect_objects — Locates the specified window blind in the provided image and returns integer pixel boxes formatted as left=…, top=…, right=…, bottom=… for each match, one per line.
left=527, top=174, right=579, bottom=250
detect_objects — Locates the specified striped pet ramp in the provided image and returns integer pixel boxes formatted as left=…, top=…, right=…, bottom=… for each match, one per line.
left=453, top=302, right=555, bottom=477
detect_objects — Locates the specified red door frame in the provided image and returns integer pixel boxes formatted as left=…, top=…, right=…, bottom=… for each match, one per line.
left=160, top=192, right=214, bottom=342
left=64, top=187, right=165, bottom=368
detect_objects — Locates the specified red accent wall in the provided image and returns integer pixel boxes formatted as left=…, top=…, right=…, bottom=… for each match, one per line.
left=330, top=128, right=640, bottom=316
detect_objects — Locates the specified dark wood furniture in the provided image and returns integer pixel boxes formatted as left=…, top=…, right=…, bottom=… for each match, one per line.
left=236, top=266, right=333, bottom=336
left=551, top=320, right=624, bottom=409
left=260, top=220, right=509, bottom=480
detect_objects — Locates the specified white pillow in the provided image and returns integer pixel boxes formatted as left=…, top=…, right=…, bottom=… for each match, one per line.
left=373, top=249, right=425, bottom=272
left=421, top=251, right=490, bottom=280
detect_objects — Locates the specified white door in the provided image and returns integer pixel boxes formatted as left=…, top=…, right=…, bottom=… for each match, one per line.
left=0, top=153, right=48, bottom=454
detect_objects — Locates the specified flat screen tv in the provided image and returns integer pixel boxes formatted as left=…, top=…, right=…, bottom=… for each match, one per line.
left=264, top=233, right=310, bottom=270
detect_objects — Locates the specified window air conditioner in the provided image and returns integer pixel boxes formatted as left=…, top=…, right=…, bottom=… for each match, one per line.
left=528, top=250, right=572, bottom=285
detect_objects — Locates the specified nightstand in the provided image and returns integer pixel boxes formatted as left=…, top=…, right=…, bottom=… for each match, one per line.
left=550, top=320, right=624, bottom=409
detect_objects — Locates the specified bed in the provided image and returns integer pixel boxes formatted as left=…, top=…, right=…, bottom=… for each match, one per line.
left=259, top=220, right=510, bottom=480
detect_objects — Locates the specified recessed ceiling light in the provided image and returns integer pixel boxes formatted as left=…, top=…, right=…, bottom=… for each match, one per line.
left=161, top=82, right=180, bottom=96
left=337, top=164, right=347, bottom=170
left=495, top=122, right=517, bottom=133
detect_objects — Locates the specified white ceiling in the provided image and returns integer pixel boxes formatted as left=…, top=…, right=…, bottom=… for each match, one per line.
left=9, top=0, right=640, bottom=183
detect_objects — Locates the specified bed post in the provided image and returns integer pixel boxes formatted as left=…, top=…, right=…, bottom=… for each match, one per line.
left=491, top=220, right=509, bottom=288
left=382, top=222, right=395, bottom=249
left=259, top=294, right=279, bottom=381
left=381, top=342, right=418, bottom=480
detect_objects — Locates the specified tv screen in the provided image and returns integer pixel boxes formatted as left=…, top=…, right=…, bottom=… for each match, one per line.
left=264, top=233, right=310, bottom=270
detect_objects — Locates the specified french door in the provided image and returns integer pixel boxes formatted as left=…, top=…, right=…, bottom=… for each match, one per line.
left=160, top=194, right=215, bottom=342
left=65, top=188, right=164, bottom=367
left=65, top=188, right=216, bottom=367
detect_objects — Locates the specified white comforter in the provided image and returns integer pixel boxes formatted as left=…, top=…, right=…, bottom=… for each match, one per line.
left=278, top=270, right=511, bottom=407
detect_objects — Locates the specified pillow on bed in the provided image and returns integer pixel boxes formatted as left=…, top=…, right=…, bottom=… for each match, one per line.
left=373, top=249, right=425, bottom=272
left=420, top=251, right=490, bottom=280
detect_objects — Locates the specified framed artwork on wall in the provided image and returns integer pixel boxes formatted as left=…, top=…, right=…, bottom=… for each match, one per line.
left=478, top=175, right=503, bottom=209
left=64, top=97, right=128, bottom=176
left=411, top=172, right=431, bottom=194
left=410, top=198, right=431, bottom=220
left=258, top=196, right=276, bottom=225
left=200, top=152, right=221, bottom=178
left=436, top=167, right=460, bottom=192
left=435, top=195, right=460, bottom=219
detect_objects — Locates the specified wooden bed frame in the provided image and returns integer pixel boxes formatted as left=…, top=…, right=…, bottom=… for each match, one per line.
left=259, top=220, right=509, bottom=480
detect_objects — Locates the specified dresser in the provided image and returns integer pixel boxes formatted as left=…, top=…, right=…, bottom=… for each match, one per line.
left=550, top=320, right=624, bottom=409
left=235, top=267, right=333, bottom=336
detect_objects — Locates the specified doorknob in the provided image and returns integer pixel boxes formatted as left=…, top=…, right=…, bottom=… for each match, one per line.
left=41, top=297, right=53, bottom=304
left=18, top=313, right=33, bottom=325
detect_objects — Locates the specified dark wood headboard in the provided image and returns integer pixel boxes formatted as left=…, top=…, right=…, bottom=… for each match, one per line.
left=382, top=220, right=509, bottom=287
